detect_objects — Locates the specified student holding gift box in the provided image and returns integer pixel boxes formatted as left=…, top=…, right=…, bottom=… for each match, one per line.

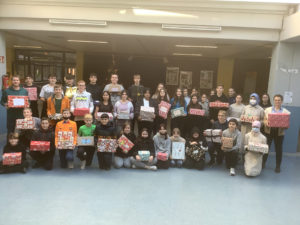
left=30, top=117, right=55, bottom=170
left=170, top=88, right=187, bottom=136
left=209, top=85, right=229, bottom=123
left=24, top=75, right=40, bottom=117
left=186, top=94, right=204, bottom=135
left=1, top=75, right=28, bottom=138
left=155, top=88, right=170, bottom=133
left=77, top=114, right=96, bottom=170
left=63, top=74, right=77, bottom=100
left=0, top=133, right=27, bottom=174
left=55, top=109, right=77, bottom=169
left=170, top=128, right=186, bottom=168
left=153, top=124, right=171, bottom=169
left=263, top=94, right=290, bottom=173
left=40, top=74, right=57, bottom=118
left=103, top=73, right=124, bottom=106
left=131, top=128, right=157, bottom=171
left=114, top=122, right=136, bottom=169
left=221, top=118, right=242, bottom=176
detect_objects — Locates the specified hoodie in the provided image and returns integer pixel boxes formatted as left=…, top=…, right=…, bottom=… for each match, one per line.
left=153, top=133, right=171, bottom=156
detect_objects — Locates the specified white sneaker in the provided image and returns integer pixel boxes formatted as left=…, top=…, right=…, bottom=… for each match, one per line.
left=68, top=161, right=74, bottom=169
left=230, top=168, right=235, bottom=176
left=148, top=166, right=157, bottom=171
left=132, top=165, right=136, bottom=169
left=80, top=160, right=86, bottom=170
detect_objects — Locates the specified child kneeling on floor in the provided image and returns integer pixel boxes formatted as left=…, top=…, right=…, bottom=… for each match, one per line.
left=153, top=123, right=171, bottom=169
left=131, top=128, right=157, bottom=171
left=170, top=128, right=186, bottom=168
left=183, top=128, right=208, bottom=170
left=0, top=133, right=28, bottom=174
left=77, top=113, right=96, bottom=170
left=221, top=118, right=242, bottom=176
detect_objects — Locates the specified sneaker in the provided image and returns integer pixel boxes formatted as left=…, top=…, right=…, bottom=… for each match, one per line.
left=230, top=168, right=235, bottom=176
left=132, top=164, right=136, bottom=169
left=32, top=162, right=40, bottom=169
left=80, top=160, right=86, bottom=170
left=275, top=167, right=281, bottom=173
left=68, top=161, right=74, bottom=169
left=147, top=166, right=157, bottom=171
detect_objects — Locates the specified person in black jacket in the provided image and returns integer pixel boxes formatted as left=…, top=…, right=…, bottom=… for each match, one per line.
left=154, top=88, right=169, bottom=134
left=130, top=128, right=157, bottom=170
left=24, top=75, right=40, bottom=117
left=30, top=118, right=55, bottom=170
left=95, top=113, right=117, bottom=170
left=209, top=85, right=229, bottom=123
left=86, top=73, right=102, bottom=110
left=0, top=133, right=27, bottom=174
left=186, top=94, right=204, bottom=136
left=208, top=110, right=229, bottom=166
left=114, top=122, right=136, bottom=169
left=135, top=88, right=158, bottom=136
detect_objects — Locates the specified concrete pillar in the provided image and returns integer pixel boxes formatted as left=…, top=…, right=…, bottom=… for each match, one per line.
left=217, top=58, right=235, bottom=92
left=0, top=31, right=6, bottom=86
left=268, top=42, right=300, bottom=152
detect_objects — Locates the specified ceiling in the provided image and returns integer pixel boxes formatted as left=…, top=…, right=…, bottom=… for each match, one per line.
left=5, top=30, right=274, bottom=59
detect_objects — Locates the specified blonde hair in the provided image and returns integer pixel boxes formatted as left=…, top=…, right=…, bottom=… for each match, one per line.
left=84, top=113, right=93, bottom=120
left=77, top=80, right=85, bottom=85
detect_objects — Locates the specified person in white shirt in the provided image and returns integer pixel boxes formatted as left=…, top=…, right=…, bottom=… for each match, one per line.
left=40, top=74, right=57, bottom=117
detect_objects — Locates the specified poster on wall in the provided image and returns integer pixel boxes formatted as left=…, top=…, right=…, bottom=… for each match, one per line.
left=180, top=71, right=192, bottom=89
left=166, top=67, right=179, bottom=85
left=200, top=71, right=213, bottom=89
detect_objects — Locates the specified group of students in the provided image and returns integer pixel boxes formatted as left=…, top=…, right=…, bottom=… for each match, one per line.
left=0, top=72, right=290, bottom=176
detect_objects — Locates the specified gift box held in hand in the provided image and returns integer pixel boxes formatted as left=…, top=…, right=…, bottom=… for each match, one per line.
left=77, top=136, right=94, bottom=146
left=268, top=113, right=290, bottom=128
left=204, top=129, right=213, bottom=142
left=16, top=119, right=34, bottom=129
left=97, top=138, right=118, bottom=152
left=8, top=96, right=29, bottom=108
left=212, top=129, right=222, bottom=143
left=118, top=135, right=134, bottom=153
left=171, top=107, right=185, bottom=118
left=73, top=108, right=90, bottom=116
left=96, top=112, right=114, bottom=121
left=24, top=87, right=38, bottom=101
left=209, top=101, right=229, bottom=108
left=30, top=141, right=50, bottom=152
left=157, top=152, right=168, bottom=161
left=2, top=152, right=22, bottom=165
left=118, top=111, right=130, bottom=120
left=171, top=142, right=185, bottom=160
left=248, top=142, right=269, bottom=154
left=221, top=137, right=233, bottom=149
left=138, top=150, right=150, bottom=161
left=57, top=131, right=74, bottom=149
left=189, top=108, right=205, bottom=116
left=158, top=101, right=171, bottom=119
left=140, top=106, right=155, bottom=122
left=240, top=115, right=258, bottom=123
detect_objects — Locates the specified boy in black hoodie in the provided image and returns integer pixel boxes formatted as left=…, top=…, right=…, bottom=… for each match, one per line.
left=0, top=133, right=27, bottom=174
left=95, top=113, right=117, bottom=170
left=30, top=117, right=55, bottom=170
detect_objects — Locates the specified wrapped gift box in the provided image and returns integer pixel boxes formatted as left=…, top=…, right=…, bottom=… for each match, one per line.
left=221, top=137, right=233, bottom=149
left=8, top=96, right=29, bottom=108
left=268, top=113, right=290, bottom=128
left=30, top=141, right=50, bottom=151
left=97, top=138, right=118, bottom=152
left=96, top=112, right=114, bottom=121
left=77, top=136, right=94, bottom=146
left=2, top=152, right=22, bottom=165
left=209, top=101, right=229, bottom=108
left=118, top=135, right=134, bottom=153
left=204, top=129, right=222, bottom=143
left=158, top=101, right=171, bottom=119
left=171, top=107, right=185, bottom=118
left=140, top=106, right=155, bottom=122
left=157, top=152, right=168, bottom=161
left=24, top=87, right=37, bottom=101
left=189, top=108, right=205, bottom=116
left=52, top=113, right=62, bottom=120
left=16, top=119, right=34, bottom=129
left=204, top=129, right=213, bottom=142
left=248, top=142, right=269, bottom=154
left=57, top=131, right=74, bottom=149
left=240, top=115, right=258, bottom=123
left=73, top=108, right=90, bottom=116
left=138, top=150, right=150, bottom=161
left=118, top=111, right=130, bottom=120
left=171, top=142, right=185, bottom=160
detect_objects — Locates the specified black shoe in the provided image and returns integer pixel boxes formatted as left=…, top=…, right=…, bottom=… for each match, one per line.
left=105, top=167, right=111, bottom=171
left=275, top=167, right=281, bottom=173
left=32, top=162, right=41, bottom=169
left=21, top=167, right=27, bottom=174
left=208, top=160, right=215, bottom=167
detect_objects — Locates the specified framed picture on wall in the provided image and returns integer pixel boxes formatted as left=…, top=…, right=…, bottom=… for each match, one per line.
left=166, top=67, right=179, bottom=85
left=180, top=71, right=192, bottom=89
left=200, top=70, right=213, bottom=89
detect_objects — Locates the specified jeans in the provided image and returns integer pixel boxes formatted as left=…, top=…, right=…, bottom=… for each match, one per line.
left=59, top=149, right=74, bottom=168
left=130, top=156, right=157, bottom=169
left=114, top=156, right=131, bottom=168
left=170, top=159, right=183, bottom=168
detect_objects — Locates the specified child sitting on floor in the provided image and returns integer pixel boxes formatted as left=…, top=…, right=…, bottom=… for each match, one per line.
left=170, top=128, right=186, bottom=168
left=153, top=123, right=171, bottom=169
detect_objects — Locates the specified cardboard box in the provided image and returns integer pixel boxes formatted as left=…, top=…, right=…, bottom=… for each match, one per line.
left=140, top=106, right=155, bottom=122
left=248, top=142, right=269, bottom=154
left=30, top=141, right=50, bottom=151
left=73, top=108, right=90, bottom=116
left=158, top=101, right=171, bottom=119
left=8, top=96, right=29, bottom=108
left=16, top=119, right=34, bottom=130
left=171, top=107, right=185, bottom=118
left=77, top=136, right=94, bottom=146
left=221, top=137, right=233, bottom=149
left=138, top=150, right=150, bottom=161
left=97, top=138, right=118, bottom=152
left=118, top=135, right=134, bottom=153
left=2, top=152, right=22, bottom=165
left=171, top=142, right=185, bottom=160
left=96, top=112, right=114, bottom=121
left=24, top=87, right=37, bottom=101
left=240, top=115, right=258, bottom=123
left=209, top=101, right=229, bottom=108
left=189, top=108, right=205, bottom=116
left=268, top=113, right=290, bottom=128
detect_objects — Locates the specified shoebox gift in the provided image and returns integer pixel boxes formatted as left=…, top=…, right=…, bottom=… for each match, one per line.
left=8, top=96, right=29, bottom=108
left=97, top=138, right=118, bottom=152
left=77, top=136, right=94, bottom=146
left=212, top=129, right=222, bottom=143
left=189, top=108, right=205, bottom=116
left=138, top=150, right=150, bottom=161
left=30, top=141, right=50, bottom=151
left=57, top=131, right=74, bottom=149
left=240, top=115, right=258, bottom=123
left=157, top=152, right=168, bottom=161
left=140, top=106, right=155, bottom=122
left=2, top=152, right=22, bottom=165
left=118, top=111, right=130, bottom=120
left=247, top=142, right=269, bottom=154
left=73, top=108, right=90, bottom=116
left=221, top=137, right=233, bottom=149
left=204, top=129, right=213, bottom=142
left=16, top=119, right=34, bottom=129
left=118, top=135, right=134, bottom=153
left=158, top=101, right=171, bottom=119
left=209, top=101, right=229, bottom=108
left=24, top=87, right=38, bottom=101
left=171, top=107, right=185, bottom=118
left=267, top=113, right=290, bottom=128
left=52, top=113, right=62, bottom=120
left=171, top=142, right=185, bottom=160
left=96, top=112, right=114, bottom=121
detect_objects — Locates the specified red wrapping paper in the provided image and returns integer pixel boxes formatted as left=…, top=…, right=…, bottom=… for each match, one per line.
left=3, top=152, right=22, bottom=165
left=30, top=141, right=50, bottom=151
left=268, top=113, right=290, bottom=128
left=8, top=96, right=29, bottom=108
left=189, top=108, right=205, bottom=116
left=73, top=108, right=90, bottom=116
left=209, top=101, right=229, bottom=108
left=118, top=135, right=134, bottom=153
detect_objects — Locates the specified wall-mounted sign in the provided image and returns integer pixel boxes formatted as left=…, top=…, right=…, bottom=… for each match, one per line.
left=166, top=67, right=179, bottom=85
left=0, top=56, right=5, bottom=63
left=200, top=70, right=213, bottom=89
left=180, top=71, right=192, bottom=89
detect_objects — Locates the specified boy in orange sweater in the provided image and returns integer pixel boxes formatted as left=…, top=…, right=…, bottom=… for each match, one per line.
left=55, top=108, right=77, bottom=169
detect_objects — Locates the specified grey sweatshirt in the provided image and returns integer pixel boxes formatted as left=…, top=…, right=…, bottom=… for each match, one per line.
left=153, top=133, right=171, bottom=156
left=222, top=128, right=242, bottom=152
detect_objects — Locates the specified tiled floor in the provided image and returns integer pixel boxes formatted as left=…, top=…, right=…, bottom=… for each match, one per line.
left=0, top=151, right=299, bottom=225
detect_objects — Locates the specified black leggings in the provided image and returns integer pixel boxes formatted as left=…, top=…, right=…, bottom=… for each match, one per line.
left=77, top=146, right=95, bottom=166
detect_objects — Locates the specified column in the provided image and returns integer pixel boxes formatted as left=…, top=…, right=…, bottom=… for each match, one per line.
left=0, top=31, right=7, bottom=137
left=217, top=58, right=235, bottom=92
left=76, top=51, right=84, bottom=82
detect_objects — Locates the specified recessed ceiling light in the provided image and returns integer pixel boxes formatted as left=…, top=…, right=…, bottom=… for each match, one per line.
left=13, top=45, right=42, bottom=49
left=175, top=44, right=218, bottom=48
left=67, top=40, right=108, bottom=44
left=173, top=53, right=202, bottom=57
